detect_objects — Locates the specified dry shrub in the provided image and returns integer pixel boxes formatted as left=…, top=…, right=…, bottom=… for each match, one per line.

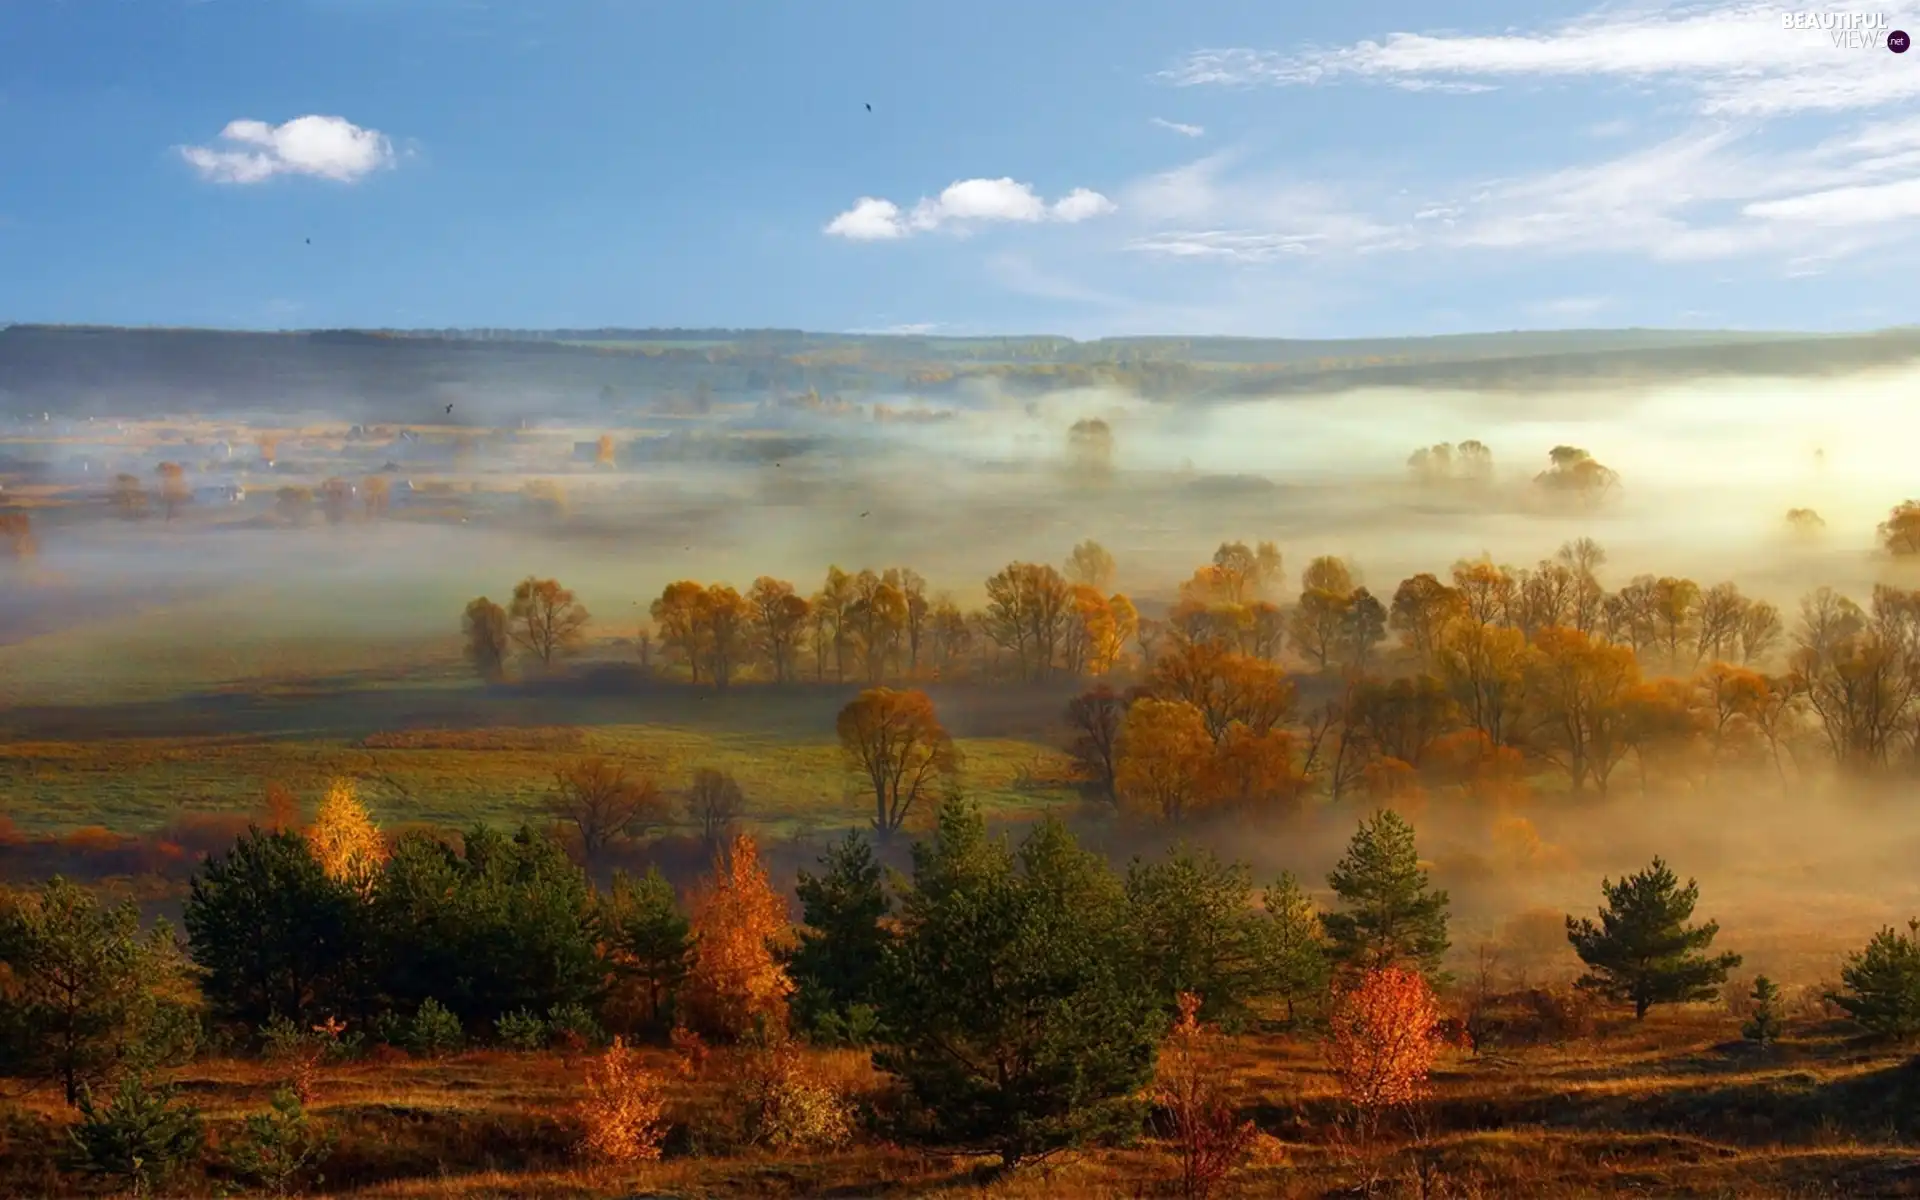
left=575, top=1037, right=670, bottom=1164
left=1790, top=979, right=1848, bottom=1022
left=359, top=727, right=586, bottom=752
left=1156, top=992, right=1261, bottom=1200
left=1519, top=985, right=1598, bottom=1044
left=714, top=1037, right=855, bottom=1151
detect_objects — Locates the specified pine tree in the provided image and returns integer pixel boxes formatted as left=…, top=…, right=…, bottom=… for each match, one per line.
left=875, top=800, right=1162, bottom=1166
left=1826, top=919, right=1920, bottom=1039
left=227, top=1086, right=334, bottom=1196
left=0, top=877, right=191, bottom=1105
left=1742, top=976, right=1782, bottom=1045
left=66, top=1072, right=205, bottom=1197
left=600, top=867, right=692, bottom=1036
left=1125, top=845, right=1268, bottom=1026
left=1322, top=810, right=1451, bottom=979
left=185, top=828, right=369, bottom=1028
left=1254, top=872, right=1332, bottom=1024
left=1565, top=857, right=1741, bottom=1019
left=789, top=830, right=894, bottom=1038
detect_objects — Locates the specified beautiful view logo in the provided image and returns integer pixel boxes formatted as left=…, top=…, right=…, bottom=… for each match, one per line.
left=1782, top=10, right=1901, bottom=48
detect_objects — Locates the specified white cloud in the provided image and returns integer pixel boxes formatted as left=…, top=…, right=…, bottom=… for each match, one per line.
left=1159, top=3, right=1920, bottom=117
left=824, top=198, right=909, bottom=241
left=179, top=115, right=396, bottom=184
left=1150, top=117, right=1205, bottom=137
left=824, top=177, right=1115, bottom=240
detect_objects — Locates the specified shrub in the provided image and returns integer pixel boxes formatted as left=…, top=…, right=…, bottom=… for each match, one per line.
left=66, top=1073, right=205, bottom=1197
left=809, top=1002, right=883, bottom=1048
left=575, top=1038, right=669, bottom=1163
left=496, top=1009, right=548, bottom=1051
left=545, top=1002, right=604, bottom=1049
left=406, top=999, right=464, bottom=1059
left=227, top=1086, right=333, bottom=1197
left=718, top=1036, right=855, bottom=1151
left=1156, top=992, right=1259, bottom=1200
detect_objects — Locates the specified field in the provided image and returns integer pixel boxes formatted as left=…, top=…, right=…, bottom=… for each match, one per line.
left=5, top=1004, right=1920, bottom=1198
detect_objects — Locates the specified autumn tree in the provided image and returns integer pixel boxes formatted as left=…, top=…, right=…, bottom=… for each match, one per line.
left=983, top=561, right=1072, bottom=681
left=0, top=878, right=192, bottom=1106
left=1566, top=858, right=1741, bottom=1019
left=1524, top=626, right=1640, bottom=793
left=811, top=566, right=856, bottom=681
left=594, top=434, right=617, bottom=468
left=685, top=767, right=746, bottom=856
left=700, top=583, right=753, bottom=687
left=545, top=758, right=669, bottom=869
left=575, top=1038, right=668, bottom=1162
left=747, top=576, right=810, bottom=683
left=1435, top=620, right=1529, bottom=746
left=307, top=780, right=387, bottom=895
left=1115, top=698, right=1216, bottom=825
left=0, top=513, right=35, bottom=561
left=461, top=597, right=511, bottom=682
left=1880, top=500, right=1920, bottom=557
left=1390, top=574, right=1464, bottom=668
left=1535, top=445, right=1619, bottom=503
left=847, top=569, right=907, bottom=683
left=651, top=580, right=709, bottom=683
left=1785, top=507, right=1826, bottom=538
left=1067, top=417, right=1115, bottom=481
left=836, top=688, right=957, bottom=841
left=509, top=576, right=590, bottom=667
left=1064, top=684, right=1128, bottom=805
left=1323, top=966, right=1445, bottom=1149
left=1323, top=810, right=1451, bottom=979
left=681, top=834, right=796, bottom=1041
left=1150, top=640, right=1294, bottom=744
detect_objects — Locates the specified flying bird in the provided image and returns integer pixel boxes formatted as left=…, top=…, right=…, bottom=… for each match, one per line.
left=445, top=403, right=454, bottom=414
left=865, top=103, right=871, bottom=112
left=305, top=238, right=311, bottom=245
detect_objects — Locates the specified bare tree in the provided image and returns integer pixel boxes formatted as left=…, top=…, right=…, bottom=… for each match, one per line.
left=544, top=758, right=669, bottom=868
left=684, top=767, right=747, bottom=855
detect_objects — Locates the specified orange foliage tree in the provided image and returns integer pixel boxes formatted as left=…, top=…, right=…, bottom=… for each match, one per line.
left=575, top=1037, right=669, bottom=1162
left=1323, top=966, right=1446, bottom=1150
left=1115, top=698, right=1215, bottom=825
left=1156, top=992, right=1260, bottom=1200
left=835, top=688, right=956, bottom=841
left=306, top=779, right=387, bottom=893
left=681, top=834, right=796, bottom=1041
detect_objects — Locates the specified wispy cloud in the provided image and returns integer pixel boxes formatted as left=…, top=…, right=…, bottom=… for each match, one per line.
left=179, top=115, right=396, bottom=184
left=825, top=177, right=1116, bottom=241
left=1150, top=117, right=1205, bottom=138
left=1158, top=3, right=1920, bottom=117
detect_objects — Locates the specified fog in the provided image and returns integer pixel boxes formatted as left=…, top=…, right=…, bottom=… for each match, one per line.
left=5, top=357, right=1920, bottom=989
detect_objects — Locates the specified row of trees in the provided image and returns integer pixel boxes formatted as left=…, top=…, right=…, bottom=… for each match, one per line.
left=11, top=792, right=1916, bottom=1171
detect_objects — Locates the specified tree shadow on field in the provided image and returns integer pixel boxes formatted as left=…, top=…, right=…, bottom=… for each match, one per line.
left=0, top=663, right=1089, bottom=745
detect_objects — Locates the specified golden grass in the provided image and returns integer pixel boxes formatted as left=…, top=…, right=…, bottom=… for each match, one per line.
left=6, top=1008, right=1918, bottom=1198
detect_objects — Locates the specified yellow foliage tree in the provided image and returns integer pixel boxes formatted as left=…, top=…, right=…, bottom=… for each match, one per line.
left=306, top=779, right=387, bottom=893
left=575, top=1037, right=669, bottom=1162
left=681, top=834, right=796, bottom=1041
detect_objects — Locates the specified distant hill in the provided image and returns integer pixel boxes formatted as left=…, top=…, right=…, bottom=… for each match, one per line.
left=0, top=322, right=1914, bottom=421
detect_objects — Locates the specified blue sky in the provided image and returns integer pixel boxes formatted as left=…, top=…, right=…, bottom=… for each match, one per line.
left=2, top=0, right=1918, bottom=337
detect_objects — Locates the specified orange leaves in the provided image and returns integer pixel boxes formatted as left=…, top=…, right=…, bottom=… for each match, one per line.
left=836, top=688, right=955, bottom=839
left=1115, top=698, right=1215, bottom=825
left=681, top=834, right=796, bottom=1041
left=575, top=1037, right=670, bottom=1163
left=1324, top=967, right=1446, bottom=1112
left=306, top=779, right=386, bottom=894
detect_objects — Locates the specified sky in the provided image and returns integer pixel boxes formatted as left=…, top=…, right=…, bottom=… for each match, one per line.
left=2, top=0, right=1919, bottom=338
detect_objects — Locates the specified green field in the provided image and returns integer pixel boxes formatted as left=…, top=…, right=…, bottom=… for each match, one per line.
left=0, top=582, right=1078, bottom=838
